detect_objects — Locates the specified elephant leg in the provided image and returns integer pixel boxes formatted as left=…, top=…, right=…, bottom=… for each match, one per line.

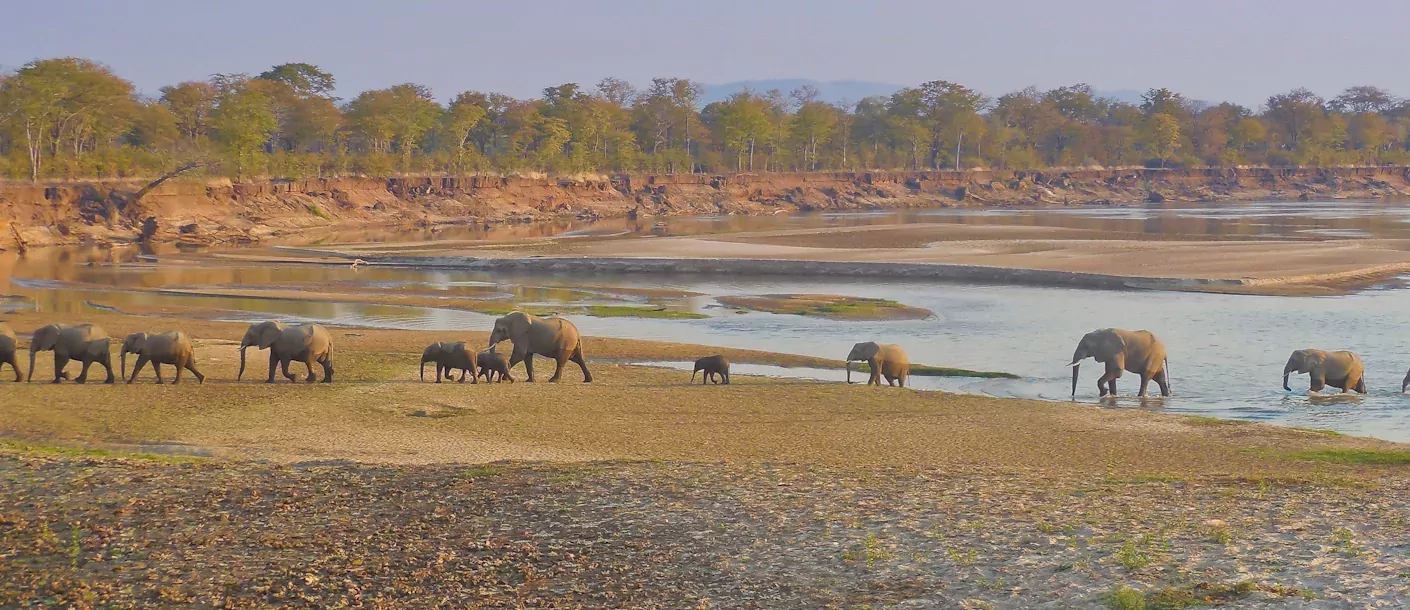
left=1309, top=374, right=1326, bottom=393
left=52, top=354, right=69, bottom=384
left=303, top=356, right=317, bottom=383
left=435, top=361, right=444, bottom=383
left=1154, top=370, right=1170, bottom=397
left=173, top=361, right=183, bottom=385
left=868, top=359, right=881, bottom=386
left=101, top=353, right=115, bottom=384
left=187, top=361, right=205, bottom=384
left=280, top=357, right=298, bottom=383
left=320, top=354, right=333, bottom=383
left=1138, top=373, right=1151, bottom=397
left=5, top=356, right=17, bottom=382
left=571, top=347, right=592, bottom=383
left=521, top=353, right=535, bottom=383
left=76, top=359, right=94, bottom=384
left=266, top=351, right=278, bottom=383
left=153, top=362, right=166, bottom=385
left=897, top=373, right=905, bottom=388
left=127, top=355, right=149, bottom=384
left=547, top=351, right=568, bottom=383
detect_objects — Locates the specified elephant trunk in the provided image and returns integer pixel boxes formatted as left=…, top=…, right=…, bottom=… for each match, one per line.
left=27, top=348, right=36, bottom=384
left=420, top=358, right=427, bottom=381
left=846, top=360, right=853, bottom=384
left=1282, top=362, right=1295, bottom=392
left=238, top=345, right=248, bottom=381
left=691, top=367, right=698, bottom=383
left=1071, top=362, right=1080, bottom=397
left=120, top=349, right=128, bottom=380
left=1403, top=370, right=1410, bottom=393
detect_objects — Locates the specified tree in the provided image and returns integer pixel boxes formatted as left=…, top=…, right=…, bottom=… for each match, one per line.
left=346, top=84, right=441, bottom=170
left=209, top=74, right=277, bottom=178
left=160, top=82, right=217, bottom=145
left=1142, top=113, right=1181, bottom=166
left=440, top=93, right=488, bottom=172
left=917, top=80, right=988, bottom=169
left=256, top=63, right=336, bottom=98
left=0, top=57, right=136, bottom=180
left=1264, top=88, right=1326, bottom=148
left=1330, top=86, right=1396, bottom=114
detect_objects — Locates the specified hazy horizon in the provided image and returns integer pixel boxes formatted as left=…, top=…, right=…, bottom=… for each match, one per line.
left=4, top=0, right=1408, bottom=107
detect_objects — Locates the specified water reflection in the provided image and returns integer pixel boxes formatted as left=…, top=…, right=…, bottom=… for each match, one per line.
left=7, top=201, right=1410, bottom=440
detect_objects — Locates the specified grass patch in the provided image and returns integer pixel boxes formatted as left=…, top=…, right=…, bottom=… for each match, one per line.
left=305, top=204, right=330, bottom=219
left=1284, top=449, right=1410, bottom=465
left=717, top=294, right=932, bottom=320
left=840, top=533, right=894, bottom=568
left=0, top=440, right=206, bottom=465
left=1290, top=427, right=1342, bottom=436
left=581, top=305, right=707, bottom=320
left=1104, top=585, right=1146, bottom=610
left=458, top=465, right=502, bottom=479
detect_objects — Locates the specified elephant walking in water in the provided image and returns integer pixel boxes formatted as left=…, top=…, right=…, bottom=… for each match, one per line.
left=1069, top=328, right=1170, bottom=397
left=1285, top=349, right=1365, bottom=394
left=29, top=323, right=114, bottom=384
left=238, top=321, right=334, bottom=383
left=846, top=342, right=909, bottom=387
left=487, top=312, right=591, bottom=383
left=121, top=331, right=204, bottom=384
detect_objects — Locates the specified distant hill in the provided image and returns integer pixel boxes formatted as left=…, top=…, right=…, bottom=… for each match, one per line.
left=701, top=79, right=903, bottom=105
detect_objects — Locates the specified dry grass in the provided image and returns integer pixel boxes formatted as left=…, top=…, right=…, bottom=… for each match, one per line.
left=717, top=293, right=932, bottom=320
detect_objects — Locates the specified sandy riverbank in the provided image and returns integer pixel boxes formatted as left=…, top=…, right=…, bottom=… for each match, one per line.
left=4, top=309, right=1410, bottom=606
left=308, top=222, right=1410, bottom=296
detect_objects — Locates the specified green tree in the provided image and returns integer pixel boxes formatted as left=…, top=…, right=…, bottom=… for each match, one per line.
left=346, top=84, right=441, bottom=170
left=1142, top=113, right=1181, bottom=166
left=256, top=63, right=336, bottom=98
left=209, top=74, right=277, bottom=178
left=439, top=93, right=488, bottom=172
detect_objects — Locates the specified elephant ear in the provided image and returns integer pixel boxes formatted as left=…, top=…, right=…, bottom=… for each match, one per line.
left=257, top=323, right=282, bottom=349
left=31, top=325, right=60, bottom=350
left=1302, top=350, right=1326, bottom=373
left=1096, top=330, right=1126, bottom=363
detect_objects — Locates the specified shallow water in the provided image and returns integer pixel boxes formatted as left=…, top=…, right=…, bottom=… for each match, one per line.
left=7, top=200, right=1410, bottom=440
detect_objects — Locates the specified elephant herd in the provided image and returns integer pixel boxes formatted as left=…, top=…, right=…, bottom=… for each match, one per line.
left=0, top=314, right=1385, bottom=397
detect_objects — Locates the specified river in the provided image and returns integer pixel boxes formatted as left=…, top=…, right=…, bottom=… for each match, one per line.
left=5, top=200, right=1410, bottom=440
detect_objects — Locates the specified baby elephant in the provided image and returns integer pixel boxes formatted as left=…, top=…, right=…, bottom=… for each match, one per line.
left=421, top=341, right=477, bottom=383
left=0, top=322, right=21, bottom=381
left=477, top=350, right=513, bottom=383
left=1284, top=349, right=1365, bottom=394
left=121, top=331, right=205, bottom=384
left=691, top=355, right=730, bottom=385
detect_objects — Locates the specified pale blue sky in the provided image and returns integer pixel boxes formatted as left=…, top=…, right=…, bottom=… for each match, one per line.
left=3, top=0, right=1405, bottom=107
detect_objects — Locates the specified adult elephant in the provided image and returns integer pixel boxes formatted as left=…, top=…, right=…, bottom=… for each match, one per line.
left=238, top=321, right=334, bottom=383
left=121, top=331, right=204, bottom=384
left=29, top=323, right=115, bottom=384
left=1069, top=328, right=1170, bottom=397
left=421, top=341, right=477, bottom=383
left=0, top=322, right=21, bottom=382
left=487, top=312, right=591, bottom=383
left=846, top=342, right=909, bottom=387
left=1285, top=349, right=1365, bottom=394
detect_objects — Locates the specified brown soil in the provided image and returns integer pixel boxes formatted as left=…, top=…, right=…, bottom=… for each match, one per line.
left=5, top=166, right=1410, bottom=250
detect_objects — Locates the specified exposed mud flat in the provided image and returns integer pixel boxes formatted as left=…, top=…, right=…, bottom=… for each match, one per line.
left=6, top=166, right=1410, bottom=249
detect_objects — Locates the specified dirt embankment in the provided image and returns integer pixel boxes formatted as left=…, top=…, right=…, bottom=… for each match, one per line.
left=3, top=166, right=1410, bottom=248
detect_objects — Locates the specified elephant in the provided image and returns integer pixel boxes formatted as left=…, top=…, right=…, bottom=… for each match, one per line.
left=476, top=350, right=513, bottom=383
left=691, top=355, right=731, bottom=385
left=121, top=331, right=204, bottom=384
left=1069, top=328, right=1170, bottom=397
left=0, top=322, right=21, bottom=381
left=237, top=321, right=334, bottom=383
left=1285, top=349, right=1365, bottom=394
left=846, top=342, right=909, bottom=387
left=487, top=312, right=591, bottom=383
left=29, top=323, right=114, bottom=384
left=421, top=341, right=477, bottom=383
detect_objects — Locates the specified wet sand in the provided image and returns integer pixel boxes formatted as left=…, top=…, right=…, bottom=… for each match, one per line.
left=310, top=223, right=1410, bottom=296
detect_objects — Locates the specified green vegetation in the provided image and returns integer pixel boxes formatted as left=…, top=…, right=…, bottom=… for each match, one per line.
left=1284, top=449, right=1410, bottom=465
left=582, top=305, right=707, bottom=319
left=718, top=294, right=931, bottom=320
left=3, top=58, right=1404, bottom=181
left=1183, top=415, right=1246, bottom=427
left=1104, top=585, right=1146, bottom=610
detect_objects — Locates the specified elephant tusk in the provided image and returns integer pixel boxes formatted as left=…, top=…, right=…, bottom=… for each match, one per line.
left=1068, top=361, right=1082, bottom=367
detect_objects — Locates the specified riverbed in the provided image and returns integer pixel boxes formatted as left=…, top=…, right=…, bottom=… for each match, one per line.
left=6, top=200, right=1410, bottom=440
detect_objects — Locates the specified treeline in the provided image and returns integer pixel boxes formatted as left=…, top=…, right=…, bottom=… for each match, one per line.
left=2, top=57, right=1409, bottom=181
